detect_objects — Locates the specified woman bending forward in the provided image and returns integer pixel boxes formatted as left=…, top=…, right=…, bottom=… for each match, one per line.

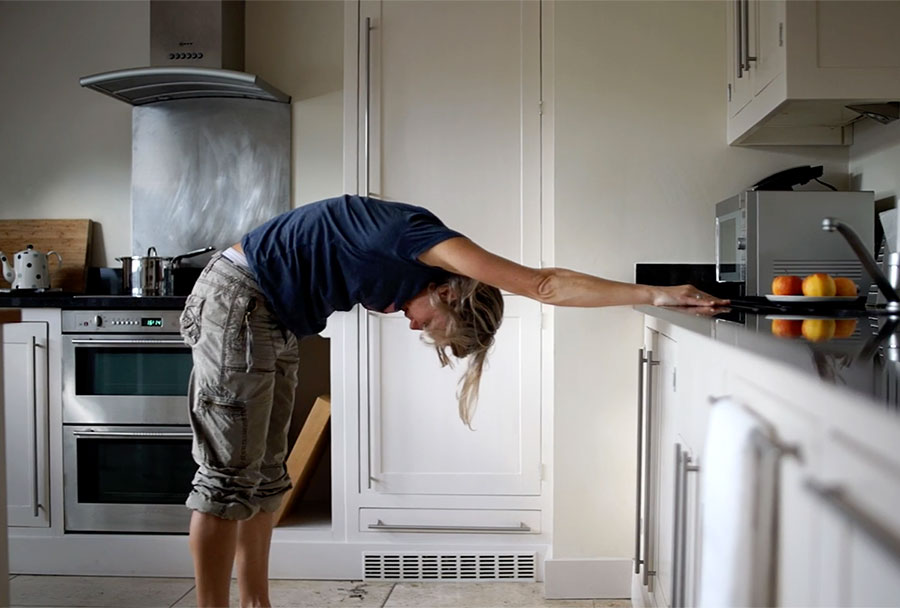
left=179, top=194, right=725, bottom=607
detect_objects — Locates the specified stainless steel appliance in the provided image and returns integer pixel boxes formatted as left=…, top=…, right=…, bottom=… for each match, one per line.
left=79, top=1, right=291, bottom=264
left=62, top=309, right=194, bottom=533
left=715, top=190, right=875, bottom=296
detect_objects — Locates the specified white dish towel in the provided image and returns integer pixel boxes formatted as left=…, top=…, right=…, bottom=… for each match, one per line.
left=698, top=398, right=774, bottom=608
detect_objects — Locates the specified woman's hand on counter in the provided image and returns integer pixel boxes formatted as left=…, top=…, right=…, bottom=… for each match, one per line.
left=651, top=284, right=730, bottom=308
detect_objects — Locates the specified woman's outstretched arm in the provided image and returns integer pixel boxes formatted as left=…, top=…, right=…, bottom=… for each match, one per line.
left=419, top=237, right=728, bottom=308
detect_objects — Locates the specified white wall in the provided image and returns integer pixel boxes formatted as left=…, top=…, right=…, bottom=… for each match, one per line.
left=551, top=0, right=849, bottom=559
left=0, top=1, right=147, bottom=267
left=245, top=0, right=345, bottom=207
left=850, top=119, right=900, bottom=209
left=0, top=1, right=345, bottom=267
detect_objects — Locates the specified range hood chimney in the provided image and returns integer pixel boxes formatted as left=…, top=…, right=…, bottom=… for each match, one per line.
left=80, top=0, right=289, bottom=105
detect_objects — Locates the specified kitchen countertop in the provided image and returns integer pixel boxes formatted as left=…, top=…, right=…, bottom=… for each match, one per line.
left=637, top=304, right=900, bottom=415
left=0, top=293, right=187, bottom=309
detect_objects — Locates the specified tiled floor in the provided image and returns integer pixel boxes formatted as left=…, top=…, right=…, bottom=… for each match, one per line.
left=8, top=575, right=632, bottom=608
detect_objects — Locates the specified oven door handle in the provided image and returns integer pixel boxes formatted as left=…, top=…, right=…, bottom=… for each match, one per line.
left=72, top=430, right=194, bottom=439
left=70, top=338, right=187, bottom=346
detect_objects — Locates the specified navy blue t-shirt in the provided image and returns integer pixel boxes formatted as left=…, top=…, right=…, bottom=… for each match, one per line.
left=242, top=195, right=464, bottom=337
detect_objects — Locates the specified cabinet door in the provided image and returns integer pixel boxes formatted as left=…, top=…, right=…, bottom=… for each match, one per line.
left=362, top=296, right=540, bottom=496
left=358, top=0, right=541, bottom=267
left=812, top=435, right=900, bottom=607
left=726, top=0, right=753, bottom=117
left=2, top=322, right=50, bottom=527
left=652, top=332, right=678, bottom=608
left=751, top=0, right=784, bottom=96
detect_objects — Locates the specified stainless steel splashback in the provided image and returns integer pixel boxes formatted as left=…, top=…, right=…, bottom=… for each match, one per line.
left=131, top=98, right=290, bottom=261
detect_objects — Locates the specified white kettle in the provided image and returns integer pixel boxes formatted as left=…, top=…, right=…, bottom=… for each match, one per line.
left=0, top=244, right=63, bottom=290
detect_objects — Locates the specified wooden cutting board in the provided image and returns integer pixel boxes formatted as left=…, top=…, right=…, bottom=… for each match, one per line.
left=0, top=220, right=93, bottom=292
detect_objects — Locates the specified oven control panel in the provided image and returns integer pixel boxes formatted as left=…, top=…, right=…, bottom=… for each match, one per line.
left=62, top=310, right=184, bottom=333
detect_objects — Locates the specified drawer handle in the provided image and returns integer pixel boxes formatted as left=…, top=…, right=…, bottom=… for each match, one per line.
left=368, top=519, right=532, bottom=534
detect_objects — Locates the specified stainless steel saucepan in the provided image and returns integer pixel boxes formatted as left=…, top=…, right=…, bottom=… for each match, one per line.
left=117, top=246, right=215, bottom=296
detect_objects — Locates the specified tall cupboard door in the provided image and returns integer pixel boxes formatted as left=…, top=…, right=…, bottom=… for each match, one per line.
left=361, top=296, right=541, bottom=496
left=357, top=0, right=541, bottom=266
left=352, top=0, right=543, bottom=500
left=3, top=322, right=50, bottom=527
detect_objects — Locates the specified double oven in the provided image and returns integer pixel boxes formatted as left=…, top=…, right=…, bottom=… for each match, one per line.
left=62, top=308, right=195, bottom=534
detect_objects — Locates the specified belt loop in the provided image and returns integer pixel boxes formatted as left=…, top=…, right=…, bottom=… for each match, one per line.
left=243, top=297, right=257, bottom=372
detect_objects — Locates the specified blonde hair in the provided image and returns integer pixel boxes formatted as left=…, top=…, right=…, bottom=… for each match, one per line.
left=424, top=276, right=504, bottom=428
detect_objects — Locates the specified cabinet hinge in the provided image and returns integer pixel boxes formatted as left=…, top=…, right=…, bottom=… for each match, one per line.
left=672, top=368, right=677, bottom=391
left=779, top=22, right=784, bottom=47
left=538, top=100, right=543, bottom=115
left=540, top=463, right=546, bottom=480
left=727, top=83, right=732, bottom=102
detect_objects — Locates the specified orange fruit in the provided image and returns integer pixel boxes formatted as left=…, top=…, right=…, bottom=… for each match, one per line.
left=772, top=275, right=803, bottom=296
left=771, top=319, right=803, bottom=338
left=834, top=319, right=857, bottom=338
left=802, top=273, right=836, bottom=297
left=834, top=277, right=858, bottom=297
left=801, top=319, right=836, bottom=342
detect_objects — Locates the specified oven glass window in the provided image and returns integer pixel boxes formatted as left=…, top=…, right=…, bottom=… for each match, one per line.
left=75, top=347, right=192, bottom=396
left=77, top=436, right=195, bottom=504
left=718, top=216, right=737, bottom=274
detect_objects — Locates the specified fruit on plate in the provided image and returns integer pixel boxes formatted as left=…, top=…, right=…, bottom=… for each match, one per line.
left=834, top=319, right=857, bottom=338
left=834, top=277, right=858, bottom=297
left=771, top=275, right=803, bottom=296
left=801, top=318, right=836, bottom=342
left=802, top=273, right=837, bottom=297
left=771, top=318, right=803, bottom=338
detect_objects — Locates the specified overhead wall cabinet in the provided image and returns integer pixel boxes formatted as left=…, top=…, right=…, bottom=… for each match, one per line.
left=343, top=0, right=548, bottom=560
left=726, top=0, right=900, bottom=146
left=3, top=322, right=50, bottom=528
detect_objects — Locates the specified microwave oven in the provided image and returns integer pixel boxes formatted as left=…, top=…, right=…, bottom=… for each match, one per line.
left=715, top=190, right=875, bottom=296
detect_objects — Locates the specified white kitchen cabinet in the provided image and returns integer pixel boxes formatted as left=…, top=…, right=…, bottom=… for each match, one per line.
left=2, top=322, right=50, bottom=528
left=353, top=0, right=541, bottom=266
left=727, top=374, right=823, bottom=608
left=345, top=0, right=545, bottom=529
left=809, top=431, right=900, bottom=607
left=360, top=295, right=541, bottom=498
left=636, top=327, right=701, bottom=608
left=638, top=310, right=900, bottom=606
left=726, top=0, right=900, bottom=146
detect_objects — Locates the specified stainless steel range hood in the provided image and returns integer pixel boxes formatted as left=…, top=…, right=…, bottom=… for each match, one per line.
left=80, top=67, right=289, bottom=105
left=80, top=0, right=289, bottom=105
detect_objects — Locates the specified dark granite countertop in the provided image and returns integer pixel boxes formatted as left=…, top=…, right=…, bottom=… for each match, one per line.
left=0, top=292, right=187, bottom=310
left=636, top=303, right=900, bottom=415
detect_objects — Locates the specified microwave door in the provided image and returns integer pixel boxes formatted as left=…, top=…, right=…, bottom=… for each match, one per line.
left=716, top=206, right=747, bottom=284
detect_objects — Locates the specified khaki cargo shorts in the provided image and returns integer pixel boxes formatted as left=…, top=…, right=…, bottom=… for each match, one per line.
left=179, top=253, right=299, bottom=520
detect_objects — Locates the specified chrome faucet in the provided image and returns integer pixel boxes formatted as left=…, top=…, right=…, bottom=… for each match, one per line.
left=822, top=217, right=900, bottom=312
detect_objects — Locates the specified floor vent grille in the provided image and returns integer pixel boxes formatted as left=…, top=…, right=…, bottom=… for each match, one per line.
left=363, top=552, right=537, bottom=581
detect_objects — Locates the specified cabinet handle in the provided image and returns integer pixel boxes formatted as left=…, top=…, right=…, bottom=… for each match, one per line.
left=805, top=479, right=900, bottom=565
left=368, top=519, right=531, bottom=534
left=734, top=0, right=743, bottom=79
left=741, top=0, right=757, bottom=70
left=28, top=335, right=39, bottom=518
left=634, top=348, right=648, bottom=574
left=672, top=444, right=700, bottom=608
left=671, top=444, right=682, bottom=606
left=642, top=349, right=660, bottom=589
left=364, top=16, right=372, bottom=197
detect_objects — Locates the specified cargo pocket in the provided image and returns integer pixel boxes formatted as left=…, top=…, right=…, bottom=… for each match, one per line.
left=180, top=294, right=205, bottom=347
left=192, top=393, right=249, bottom=470
left=224, top=295, right=267, bottom=371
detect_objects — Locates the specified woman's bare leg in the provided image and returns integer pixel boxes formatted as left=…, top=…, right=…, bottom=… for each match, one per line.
left=235, top=510, right=276, bottom=607
left=190, top=510, right=238, bottom=607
